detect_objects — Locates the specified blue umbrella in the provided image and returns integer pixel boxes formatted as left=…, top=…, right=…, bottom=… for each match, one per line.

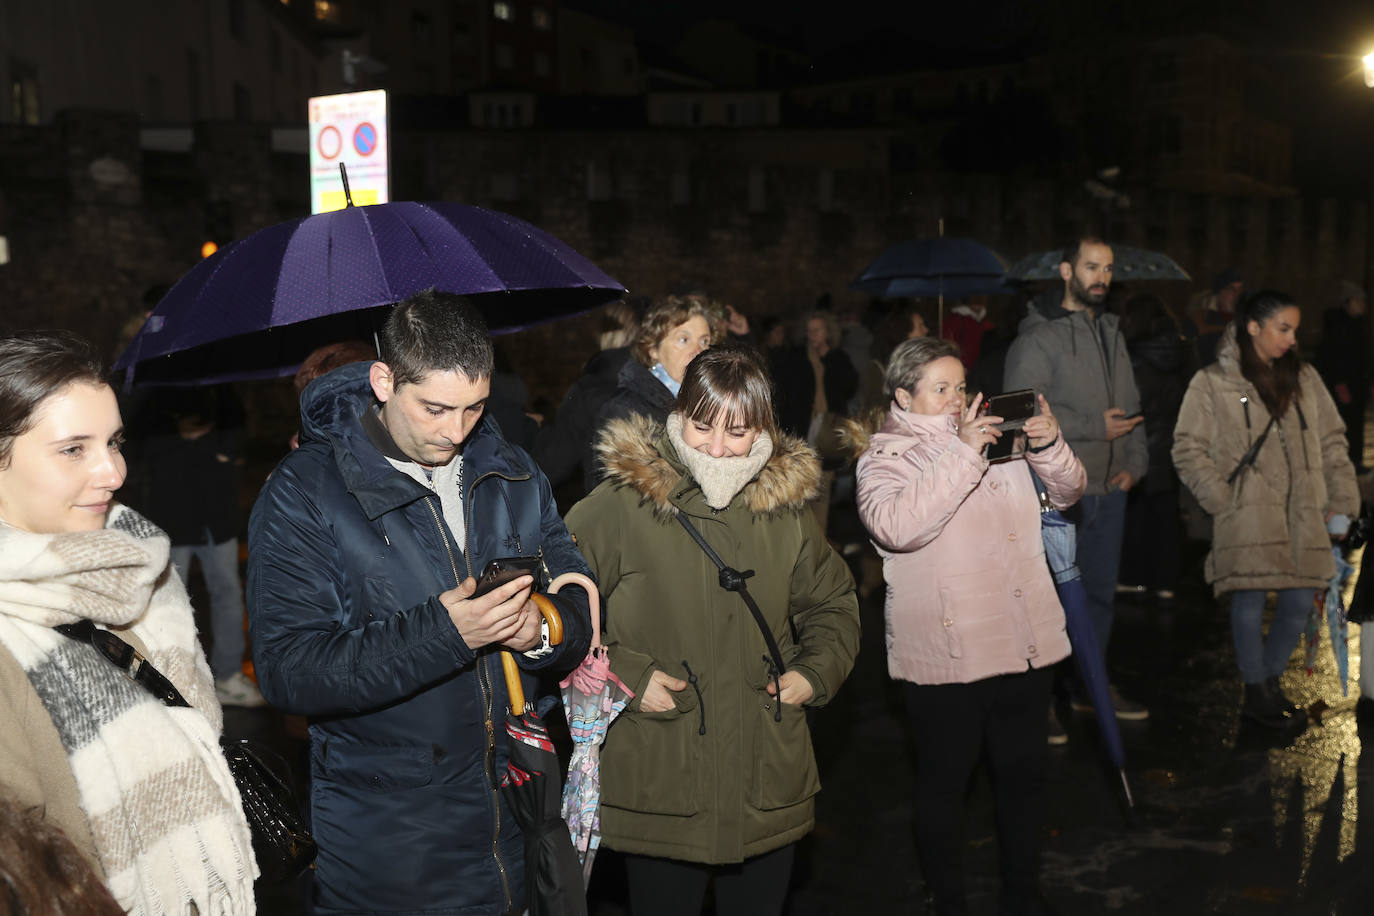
left=1007, top=245, right=1190, bottom=283
left=1040, top=507, right=1134, bottom=808
left=849, top=237, right=1010, bottom=299
left=116, top=201, right=626, bottom=384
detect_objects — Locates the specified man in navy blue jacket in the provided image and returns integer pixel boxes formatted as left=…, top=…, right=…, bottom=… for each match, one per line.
left=247, top=290, right=592, bottom=915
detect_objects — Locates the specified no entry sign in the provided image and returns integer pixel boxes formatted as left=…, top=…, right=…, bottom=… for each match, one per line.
left=308, top=90, right=389, bottom=213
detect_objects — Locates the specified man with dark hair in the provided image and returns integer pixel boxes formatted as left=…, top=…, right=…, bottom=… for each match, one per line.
left=246, top=289, right=592, bottom=914
left=1005, top=237, right=1150, bottom=733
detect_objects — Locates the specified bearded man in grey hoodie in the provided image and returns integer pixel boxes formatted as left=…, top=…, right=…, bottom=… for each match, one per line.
left=1005, top=236, right=1151, bottom=723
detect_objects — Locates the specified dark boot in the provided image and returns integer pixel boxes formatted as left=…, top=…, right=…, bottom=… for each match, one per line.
left=1242, top=682, right=1295, bottom=728
left=1265, top=675, right=1302, bottom=717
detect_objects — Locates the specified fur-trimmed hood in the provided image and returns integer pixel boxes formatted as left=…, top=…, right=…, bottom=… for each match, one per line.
left=595, top=413, right=820, bottom=519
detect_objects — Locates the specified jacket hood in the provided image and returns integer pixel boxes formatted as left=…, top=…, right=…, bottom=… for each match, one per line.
left=1214, top=323, right=1241, bottom=371
left=1019, top=284, right=1109, bottom=332
left=296, top=362, right=529, bottom=519
left=595, top=413, right=820, bottom=519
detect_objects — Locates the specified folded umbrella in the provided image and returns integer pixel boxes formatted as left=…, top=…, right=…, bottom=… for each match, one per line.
left=1040, top=506, right=1133, bottom=808
left=116, top=200, right=625, bottom=385
left=500, top=593, right=588, bottom=916
left=1304, top=545, right=1353, bottom=696
left=554, top=573, right=633, bottom=885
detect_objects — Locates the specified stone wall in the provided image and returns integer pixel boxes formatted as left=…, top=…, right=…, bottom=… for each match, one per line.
left=2, top=110, right=1368, bottom=418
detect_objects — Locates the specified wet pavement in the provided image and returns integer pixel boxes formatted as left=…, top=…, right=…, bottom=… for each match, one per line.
left=226, top=536, right=1374, bottom=915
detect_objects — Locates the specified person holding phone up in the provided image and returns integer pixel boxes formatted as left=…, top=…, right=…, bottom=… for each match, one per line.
left=246, top=291, right=592, bottom=916
left=853, top=336, right=1085, bottom=914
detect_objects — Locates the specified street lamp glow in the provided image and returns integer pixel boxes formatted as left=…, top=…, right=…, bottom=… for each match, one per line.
left=1364, top=51, right=1374, bottom=88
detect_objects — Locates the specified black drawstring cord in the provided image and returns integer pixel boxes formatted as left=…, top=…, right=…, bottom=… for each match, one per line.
left=762, top=655, right=783, bottom=722
left=681, top=661, right=706, bottom=735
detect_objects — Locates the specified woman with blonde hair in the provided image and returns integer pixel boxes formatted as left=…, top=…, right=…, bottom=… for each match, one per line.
left=854, top=335, right=1084, bottom=913
left=586, top=293, right=722, bottom=484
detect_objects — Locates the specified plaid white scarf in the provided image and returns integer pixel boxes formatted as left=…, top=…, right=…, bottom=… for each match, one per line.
left=0, top=504, right=256, bottom=915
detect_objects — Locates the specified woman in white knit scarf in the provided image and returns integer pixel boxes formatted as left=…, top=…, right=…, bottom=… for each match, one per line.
left=0, top=332, right=256, bottom=915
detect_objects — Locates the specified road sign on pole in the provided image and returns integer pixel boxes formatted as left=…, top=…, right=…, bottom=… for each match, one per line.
left=308, top=89, right=389, bottom=213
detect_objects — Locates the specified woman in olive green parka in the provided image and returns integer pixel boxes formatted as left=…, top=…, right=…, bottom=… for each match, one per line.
left=564, top=346, right=860, bottom=916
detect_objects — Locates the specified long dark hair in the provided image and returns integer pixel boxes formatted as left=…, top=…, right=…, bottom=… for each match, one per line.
left=1235, top=289, right=1301, bottom=417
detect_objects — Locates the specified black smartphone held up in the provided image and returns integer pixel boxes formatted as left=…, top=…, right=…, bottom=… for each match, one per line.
left=983, top=389, right=1038, bottom=432
left=984, top=431, right=1026, bottom=464
left=472, top=555, right=541, bottom=598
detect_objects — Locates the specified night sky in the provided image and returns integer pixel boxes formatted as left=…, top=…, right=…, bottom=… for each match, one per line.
left=572, top=0, right=1374, bottom=193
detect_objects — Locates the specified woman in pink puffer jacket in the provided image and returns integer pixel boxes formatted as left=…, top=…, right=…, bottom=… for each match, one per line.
left=855, top=336, right=1085, bottom=915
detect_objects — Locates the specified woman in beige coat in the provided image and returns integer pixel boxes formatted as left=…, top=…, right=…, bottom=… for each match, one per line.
left=1172, top=291, right=1359, bottom=727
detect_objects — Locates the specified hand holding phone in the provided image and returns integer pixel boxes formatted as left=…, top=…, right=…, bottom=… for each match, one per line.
left=441, top=556, right=541, bottom=649
left=1104, top=407, right=1143, bottom=441
left=982, top=389, right=1038, bottom=432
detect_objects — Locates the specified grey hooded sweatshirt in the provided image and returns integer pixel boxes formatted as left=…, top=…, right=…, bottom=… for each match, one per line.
left=1003, top=288, right=1149, bottom=495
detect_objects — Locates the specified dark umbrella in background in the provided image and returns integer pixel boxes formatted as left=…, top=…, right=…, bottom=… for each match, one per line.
left=849, top=236, right=1010, bottom=333
left=1039, top=504, right=1134, bottom=809
left=1007, top=244, right=1191, bottom=283
left=115, top=200, right=626, bottom=385
left=501, top=594, right=588, bottom=916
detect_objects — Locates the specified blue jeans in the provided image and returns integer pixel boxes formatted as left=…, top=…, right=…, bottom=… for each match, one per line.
left=1071, top=490, right=1128, bottom=657
left=170, top=536, right=246, bottom=682
left=1230, top=588, right=1314, bottom=684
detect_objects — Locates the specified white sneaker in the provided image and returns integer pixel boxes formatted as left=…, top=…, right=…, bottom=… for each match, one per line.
left=215, top=672, right=267, bottom=708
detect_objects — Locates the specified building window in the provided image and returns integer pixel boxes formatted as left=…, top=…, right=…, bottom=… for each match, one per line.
left=229, top=0, right=246, bottom=40
left=671, top=170, right=690, bottom=206
left=748, top=168, right=766, bottom=213
left=532, top=6, right=551, bottom=29
left=534, top=52, right=550, bottom=77
left=587, top=162, right=612, bottom=201
left=145, top=75, right=164, bottom=121
left=493, top=1, right=513, bottom=21
left=818, top=169, right=834, bottom=212
left=412, top=11, right=432, bottom=47
left=186, top=49, right=201, bottom=120
left=233, top=82, right=252, bottom=122
left=1151, top=52, right=1177, bottom=83
left=9, top=60, right=40, bottom=125
left=314, top=0, right=341, bottom=23
left=495, top=44, right=513, bottom=69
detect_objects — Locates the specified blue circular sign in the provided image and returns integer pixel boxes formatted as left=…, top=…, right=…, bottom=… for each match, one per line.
left=353, top=122, right=378, bottom=156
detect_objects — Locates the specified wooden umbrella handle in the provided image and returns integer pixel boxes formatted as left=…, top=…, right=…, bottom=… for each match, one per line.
left=500, top=574, right=600, bottom=713
left=501, top=588, right=568, bottom=713
left=529, top=592, right=564, bottom=645
left=500, top=650, right=526, bottom=713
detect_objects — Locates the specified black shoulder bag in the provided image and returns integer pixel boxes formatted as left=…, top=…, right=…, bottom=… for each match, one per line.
left=53, top=619, right=317, bottom=883
left=674, top=513, right=795, bottom=722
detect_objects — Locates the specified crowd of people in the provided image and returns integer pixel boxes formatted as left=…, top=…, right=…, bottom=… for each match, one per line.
left=0, top=232, right=1370, bottom=915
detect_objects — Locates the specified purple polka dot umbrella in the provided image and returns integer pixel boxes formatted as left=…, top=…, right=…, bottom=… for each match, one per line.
left=116, top=201, right=625, bottom=385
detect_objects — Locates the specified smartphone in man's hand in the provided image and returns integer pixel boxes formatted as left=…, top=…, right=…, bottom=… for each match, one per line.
left=472, top=556, right=541, bottom=597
